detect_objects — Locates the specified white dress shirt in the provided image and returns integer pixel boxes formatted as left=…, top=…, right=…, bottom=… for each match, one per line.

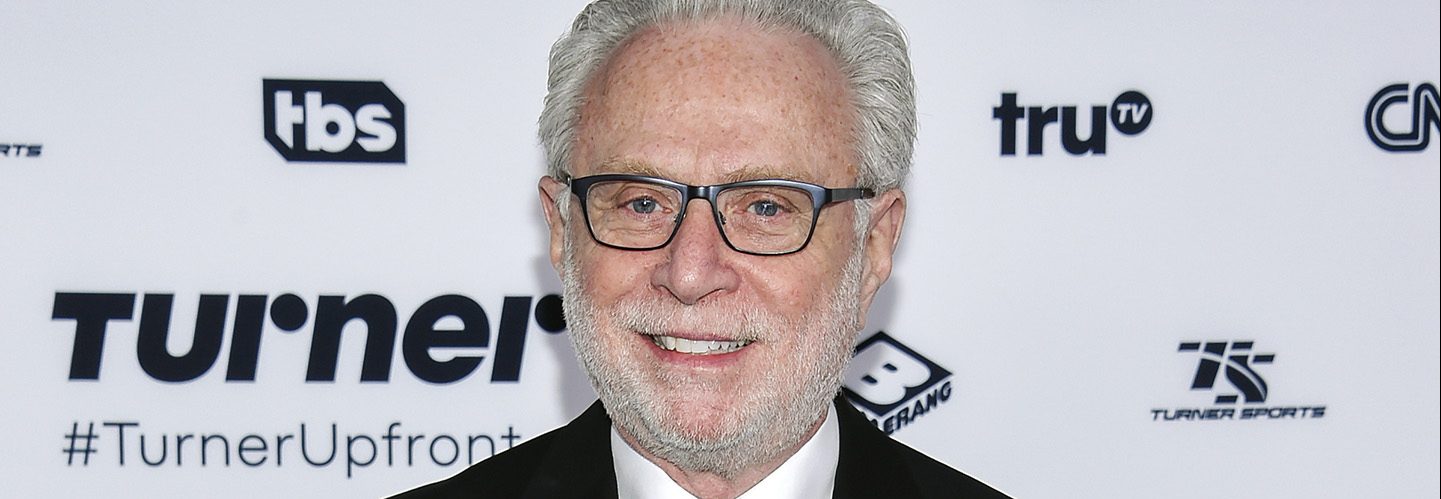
left=611, top=404, right=840, bottom=499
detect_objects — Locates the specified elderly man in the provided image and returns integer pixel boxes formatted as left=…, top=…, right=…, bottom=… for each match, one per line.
left=397, top=0, right=1008, bottom=497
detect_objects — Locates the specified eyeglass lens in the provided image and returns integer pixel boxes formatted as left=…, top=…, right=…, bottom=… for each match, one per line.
left=583, top=178, right=817, bottom=254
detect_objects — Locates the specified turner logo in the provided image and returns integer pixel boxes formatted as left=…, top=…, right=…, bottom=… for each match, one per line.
left=1151, top=340, right=1326, bottom=422
left=1365, top=82, right=1438, bottom=152
left=993, top=90, right=1152, bottom=156
left=263, top=79, right=406, bottom=163
left=842, top=332, right=953, bottom=434
left=51, top=292, right=565, bottom=384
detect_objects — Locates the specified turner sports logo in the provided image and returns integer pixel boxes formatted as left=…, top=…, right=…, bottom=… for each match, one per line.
left=993, top=90, right=1152, bottom=156
left=1151, top=340, right=1326, bottom=422
left=51, top=292, right=564, bottom=384
left=263, top=79, right=406, bottom=163
left=1366, top=82, right=1438, bottom=152
left=842, top=332, right=954, bottom=434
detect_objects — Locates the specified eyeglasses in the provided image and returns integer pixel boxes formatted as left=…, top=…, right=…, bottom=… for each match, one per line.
left=566, top=174, right=874, bottom=256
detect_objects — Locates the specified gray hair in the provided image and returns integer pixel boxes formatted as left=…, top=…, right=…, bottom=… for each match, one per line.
left=538, top=0, right=916, bottom=192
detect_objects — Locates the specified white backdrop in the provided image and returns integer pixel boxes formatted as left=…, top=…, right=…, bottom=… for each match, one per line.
left=1, top=1, right=1437, bottom=497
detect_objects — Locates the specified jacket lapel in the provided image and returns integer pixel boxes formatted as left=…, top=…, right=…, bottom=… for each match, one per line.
left=526, top=398, right=923, bottom=498
left=831, top=397, right=924, bottom=499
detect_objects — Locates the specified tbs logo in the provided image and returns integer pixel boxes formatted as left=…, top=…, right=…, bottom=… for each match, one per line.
left=842, top=332, right=954, bottom=434
left=993, top=90, right=1152, bottom=156
left=263, top=79, right=406, bottom=163
left=1365, top=82, right=1438, bottom=152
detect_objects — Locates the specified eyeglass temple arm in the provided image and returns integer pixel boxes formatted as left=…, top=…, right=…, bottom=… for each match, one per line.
left=825, top=187, right=875, bottom=203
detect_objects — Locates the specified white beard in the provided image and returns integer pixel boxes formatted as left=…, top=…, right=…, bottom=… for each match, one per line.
left=559, top=227, right=867, bottom=478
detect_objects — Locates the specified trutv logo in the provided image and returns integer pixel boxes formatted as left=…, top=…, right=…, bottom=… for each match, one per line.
left=263, top=79, right=406, bottom=163
left=51, top=292, right=563, bottom=384
left=842, top=332, right=953, bottom=434
left=993, top=90, right=1152, bottom=156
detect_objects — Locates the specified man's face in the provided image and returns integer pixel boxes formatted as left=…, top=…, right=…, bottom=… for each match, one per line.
left=540, top=18, right=904, bottom=474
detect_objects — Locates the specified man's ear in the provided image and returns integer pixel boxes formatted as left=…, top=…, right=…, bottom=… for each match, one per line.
left=538, top=176, right=569, bottom=273
left=857, top=188, right=906, bottom=320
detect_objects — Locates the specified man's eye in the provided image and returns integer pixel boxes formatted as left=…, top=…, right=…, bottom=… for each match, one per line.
left=628, top=198, right=659, bottom=214
left=748, top=200, right=782, bottom=217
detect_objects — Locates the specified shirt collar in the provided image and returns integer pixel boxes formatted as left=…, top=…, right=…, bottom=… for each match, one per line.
left=611, top=404, right=839, bottom=499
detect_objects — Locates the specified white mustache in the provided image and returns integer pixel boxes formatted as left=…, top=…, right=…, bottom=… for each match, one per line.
left=609, top=297, right=791, bottom=344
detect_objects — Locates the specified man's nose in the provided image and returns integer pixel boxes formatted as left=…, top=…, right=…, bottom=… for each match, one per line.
left=650, top=198, right=741, bottom=305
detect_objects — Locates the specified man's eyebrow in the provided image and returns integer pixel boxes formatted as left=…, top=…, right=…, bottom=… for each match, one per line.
left=594, top=158, right=662, bottom=177
left=591, top=160, right=818, bottom=184
left=722, top=165, right=816, bottom=184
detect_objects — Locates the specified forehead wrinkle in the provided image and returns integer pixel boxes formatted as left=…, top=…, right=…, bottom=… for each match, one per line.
left=574, top=17, right=858, bottom=188
left=594, top=17, right=850, bottom=124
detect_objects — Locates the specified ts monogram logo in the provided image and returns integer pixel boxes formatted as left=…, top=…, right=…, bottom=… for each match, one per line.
left=1178, top=341, right=1273, bottom=404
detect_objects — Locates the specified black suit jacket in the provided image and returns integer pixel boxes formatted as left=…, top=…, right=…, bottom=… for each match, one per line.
left=391, top=398, right=1010, bottom=498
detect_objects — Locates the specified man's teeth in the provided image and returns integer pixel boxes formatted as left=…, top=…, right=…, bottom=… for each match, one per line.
left=651, top=335, right=749, bottom=355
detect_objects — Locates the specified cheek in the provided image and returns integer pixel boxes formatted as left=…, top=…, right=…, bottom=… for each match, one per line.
left=797, top=214, right=858, bottom=280
left=748, top=265, right=816, bottom=307
left=744, top=248, right=846, bottom=316
left=577, top=246, right=655, bottom=306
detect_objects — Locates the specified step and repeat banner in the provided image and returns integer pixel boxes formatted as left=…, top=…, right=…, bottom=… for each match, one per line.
left=2, top=1, right=1437, bottom=497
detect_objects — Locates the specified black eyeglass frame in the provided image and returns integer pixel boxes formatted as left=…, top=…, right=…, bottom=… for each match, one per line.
left=566, top=173, right=875, bottom=256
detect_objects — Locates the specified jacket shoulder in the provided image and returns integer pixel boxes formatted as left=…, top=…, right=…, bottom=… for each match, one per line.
left=887, top=434, right=1011, bottom=499
left=833, top=398, right=1011, bottom=499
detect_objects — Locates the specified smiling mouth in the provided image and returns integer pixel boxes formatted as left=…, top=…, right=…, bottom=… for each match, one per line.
left=649, top=335, right=752, bottom=355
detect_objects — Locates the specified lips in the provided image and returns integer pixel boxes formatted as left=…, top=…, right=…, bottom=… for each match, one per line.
left=649, top=335, right=752, bottom=355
